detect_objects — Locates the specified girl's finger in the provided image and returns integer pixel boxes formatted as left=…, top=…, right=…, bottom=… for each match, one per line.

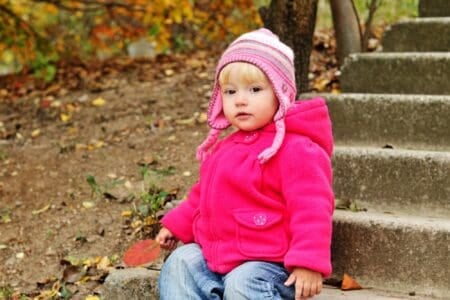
left=284, top=274, right=296, bottom=286
left=295, top=281, right=304, bottom=300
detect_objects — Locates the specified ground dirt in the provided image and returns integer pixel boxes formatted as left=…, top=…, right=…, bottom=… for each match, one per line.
left=0, top=51, right=225, bottom=299
left=0, top=31, right=343, bottom=299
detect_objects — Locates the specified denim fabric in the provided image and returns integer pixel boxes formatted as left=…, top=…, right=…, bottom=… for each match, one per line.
left=159, top=244, right=295, bottom=300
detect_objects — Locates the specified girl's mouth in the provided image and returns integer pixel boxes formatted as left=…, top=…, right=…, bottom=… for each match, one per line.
left=236, top=112, right=251, bottom=120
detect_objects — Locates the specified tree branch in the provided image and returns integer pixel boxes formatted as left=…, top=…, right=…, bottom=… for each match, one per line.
left=362, top=0, right=383, bottom=51
left=31, top=0, right=145, bottom=13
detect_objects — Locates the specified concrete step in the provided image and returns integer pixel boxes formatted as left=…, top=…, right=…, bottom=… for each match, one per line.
left=383, top=18, right=450, bottom=52
left=340, top=52, right=450, bottom=94
left=102, top=267, right=439, bottom=299
left=332, top=210, right=450, bottom=299
left=303, top=93, right=450, bottom=151
left=419, top=0, right=450, bottom=17
left=333, top=146, right=450, bottom=218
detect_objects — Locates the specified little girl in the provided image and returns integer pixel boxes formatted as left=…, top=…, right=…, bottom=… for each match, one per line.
left=156, top=28, right=334, bottom=300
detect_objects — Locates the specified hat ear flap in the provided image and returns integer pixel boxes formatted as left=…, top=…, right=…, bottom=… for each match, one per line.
left=207, top=82, right=230, bottom=129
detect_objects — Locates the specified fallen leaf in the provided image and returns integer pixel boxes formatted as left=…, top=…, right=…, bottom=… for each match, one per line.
left=40, top=98, right=52, bottom=108
left=144, top=216, right=158, bottom=226
left=51, top=100, right=62, bottom=108
left=175, top=117, right=195, bottom=126
left=97, top=256, right=112, bottom=271
left=66, top=103, right=77, bottom=112
left=60, top=113, right=71, bottom=122
left=164, top=69, right=174, bottom=76
left=82, top=201, right=96, bottom=209
left=341, top=273, right=362, bottom=290
left=123, top=239, right=161, bottom=267
left=196, top=72, right=208, bottom=78
left=31, top=129, right=41, bottom=138
left=121, top=210, right=133, bottom=217
left=137, top=155, right=157, bottom=166
left=85, top=296, right=100, bottom=300
left=196, top=112, right=207, bottom=123
left=78, top=94, right=89, bottom=103
left=313, top=77, right=331, bottom=91
left=92, top=97, right=106, bottom=107
left=32, top=204, right=50, bottom=215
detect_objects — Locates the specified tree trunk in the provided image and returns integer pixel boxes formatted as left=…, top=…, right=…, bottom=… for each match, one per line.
left=330, top=0, right=362, bottom=65
left=260, top=0, right=318, bottom=95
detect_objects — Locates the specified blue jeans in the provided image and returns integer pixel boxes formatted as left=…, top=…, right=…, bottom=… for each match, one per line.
left=159, top=243, right=295, bottom=300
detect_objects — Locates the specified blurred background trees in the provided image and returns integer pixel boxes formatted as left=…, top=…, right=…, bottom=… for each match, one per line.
left=0, top=0, right=262, bottom=79
left=0, top=0, right=418, bottom=91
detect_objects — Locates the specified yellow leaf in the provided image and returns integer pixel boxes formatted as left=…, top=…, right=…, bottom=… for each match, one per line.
left=92, top=97, right=106, bottom=107
left=93, top=141, right=105, bottom=148
left=85, top=295, right=100, bottom=300
left=75, top=143, right=88, bottom=151
left=175, top=117, right=195, bottom=125
left=121, top=210, right=133, bottom=217
left=145, top=216, right=158, bottom=226
left=97, top=256, right=112, bottom=270
left=32, top=204, right=50, bottom=215
left=82, top=201, right=95, bottom=209
left=31, top=129, right=41, bottom=138
left=196, top=112, right=207, bottom=123
left=60, top=113, right=71, bottom=122
left=331, top=88, right=341, bottom=94
left=164, top=69, right=174, bottom=76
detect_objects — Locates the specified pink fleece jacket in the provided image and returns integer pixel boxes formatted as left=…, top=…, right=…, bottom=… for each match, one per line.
left=161, top=97, right=334, bottom=277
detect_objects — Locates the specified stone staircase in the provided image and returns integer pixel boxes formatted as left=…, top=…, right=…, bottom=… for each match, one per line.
left=101, top=1, right=449, bottom=299
left=321, top=0, right=450, bottom=298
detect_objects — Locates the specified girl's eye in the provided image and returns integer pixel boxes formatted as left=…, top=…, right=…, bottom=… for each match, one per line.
left=251, top=87, right=262, bottom=93
left=224, top=89, right=236, bottom=95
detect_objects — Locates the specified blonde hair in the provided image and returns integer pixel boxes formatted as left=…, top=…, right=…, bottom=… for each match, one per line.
left=219, top=62, right=269, bottom=86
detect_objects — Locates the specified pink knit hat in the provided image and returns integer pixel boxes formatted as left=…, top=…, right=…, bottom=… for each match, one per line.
left=196, top=28, right=297, bottom=163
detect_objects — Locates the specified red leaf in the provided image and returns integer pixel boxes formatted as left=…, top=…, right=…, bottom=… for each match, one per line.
left=123, top=239, right=161, bottom=267
left=341, top=273, right=363, bottom=291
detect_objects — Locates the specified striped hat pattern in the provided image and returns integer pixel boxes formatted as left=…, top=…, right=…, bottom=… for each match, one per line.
left=196, top=28, right=297, bottom=163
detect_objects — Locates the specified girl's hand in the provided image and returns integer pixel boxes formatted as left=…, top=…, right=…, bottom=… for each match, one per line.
left=155, top=227, right=178, bottom=250
left=284, top=267, right=323, bottom=299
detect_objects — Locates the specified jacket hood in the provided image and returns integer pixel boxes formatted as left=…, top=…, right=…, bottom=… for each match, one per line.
left=264, top=97, right=333, bottom=157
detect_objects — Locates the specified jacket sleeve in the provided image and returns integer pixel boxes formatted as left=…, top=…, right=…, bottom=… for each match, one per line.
left=160, top=181, right=201, bottom=243
left=281, top=139, right=334, bottom=277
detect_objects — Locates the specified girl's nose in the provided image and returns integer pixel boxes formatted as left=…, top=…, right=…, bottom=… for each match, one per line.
left=235, top=91, right=248, bottom=106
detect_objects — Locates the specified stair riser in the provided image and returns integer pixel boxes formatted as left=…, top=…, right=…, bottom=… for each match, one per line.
left=419, top=0, right=450, bottom=17
left=333, top=149, right=450, bottom=217
left=315, top=94, right=450, bottom=151
left=383, top=19, right=450, bottom=52
left=340, top=54, right=450, bottom=94
left=332, top=213, right=450, bottom=298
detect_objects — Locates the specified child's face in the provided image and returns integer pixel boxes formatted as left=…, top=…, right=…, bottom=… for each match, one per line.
left=220, top=63, right=278, bottom=132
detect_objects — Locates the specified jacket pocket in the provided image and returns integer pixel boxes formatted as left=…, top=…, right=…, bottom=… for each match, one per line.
left=233, top=210, right=288, bottom=257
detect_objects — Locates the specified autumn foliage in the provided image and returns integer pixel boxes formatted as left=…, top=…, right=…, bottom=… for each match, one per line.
left=0, top=0, right=262, bottom=79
